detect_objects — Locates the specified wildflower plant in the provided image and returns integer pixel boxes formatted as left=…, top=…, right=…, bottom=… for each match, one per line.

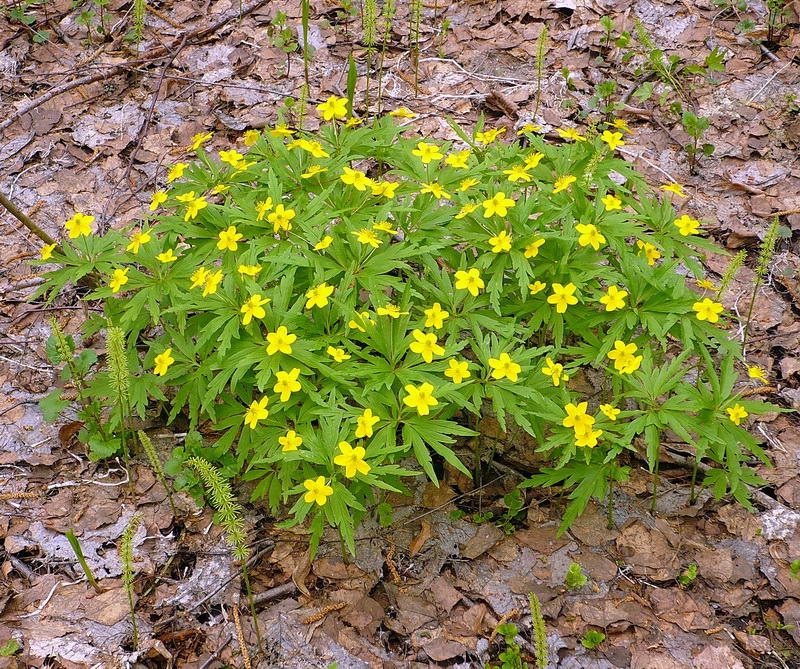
left=35, top=103, right=776, bottom=551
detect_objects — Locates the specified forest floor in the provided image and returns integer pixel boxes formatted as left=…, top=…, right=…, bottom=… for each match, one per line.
left=2, top=0, right=800, bottom=667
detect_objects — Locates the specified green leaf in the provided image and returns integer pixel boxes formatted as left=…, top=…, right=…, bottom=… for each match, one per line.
left=39, top=389, right=70, bottom=422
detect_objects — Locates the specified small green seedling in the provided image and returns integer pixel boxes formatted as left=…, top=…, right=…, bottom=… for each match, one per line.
left=678, top=562, right=698, bottom=588
left=0, top=639, right=20, bottom=656
left=66, top=530, right=105, bottom=594
left=580, top=630, right=606, bottom=649
left=565, top=562, right=588, bottom=590
left=789, top=559, right=800, bottom=580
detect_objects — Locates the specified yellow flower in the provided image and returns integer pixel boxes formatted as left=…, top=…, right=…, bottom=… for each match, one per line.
left=575, top=428, right=603, bottom=448
left=273, top=368, right=301, bottom=402
left=445, top=150, right=471, bottom=168
left=40, top=243, right=57, bottom=260
left=409, top=329, right=444, bottom=363
left=377, top=304, right=406, bottom=318
left=503, top=165, right=532, bottom=183
left=334, top=441, right=371, bottom=478
left=347, top=118, right=363, bottom=128
left=482, top=192, right=515, bottom=218
left=153, top=348, right=174, bottom=376
left=601, top=194, right=622, bottom=211
left=459, top=178, right=480, bottom=191
left=748, top=366, right=768, bottom=384
left=541, top=358, right=568, bottom=386
left=327, top=345, right=351, bottom=362
left=108, top=268, right=130, bottom=294
left=288, top=138, right=330, bottom=158
left=488, top=352, right=522, bottom=382
left=190, top=131, right=213, bottom=150
left=489, top=230, right=513, bottom=253
left=303, top=476, right=333, bottom=506
left=424, top=302, right=449, bottom=329
left=202, top=270, right=223, bottom=296
left=697, top=279, right=716, bottom=290
left=352, top=228, right=383, bottom=248
left=525, top=152, right=545, bottom=169
left=65, top=213, right=94, bottom=238
left=674, top=214, right=700, bottom=236
left=607, top=340, right=642, bottom=374
left=302, top=139, right=330, bottom=158
left=421, top=182, right=450, bottom=199
left=556, top=127, right=586, bottom=142
left=661, top=182, right=688, bottom=197
left=241, top=294, right=270, bottom=325
left=184, top=195, right=208, bottom=221
left=267, top=204, right=296, bottom=233
left=455, top=203, right=479, bottom=219
left=726, top=403, right=748, bottom=426
left=217, top=226, right=243, bottom=251
left=279, top=429, right=303, bottom=452
left=305, top=283, right=334, bottom=309
left=693, top=298, right=724, bottom=323
left=127, top=230, right=151, bottom=254
left=562, top=402, right=595, bottom=433
left=317, top=95, right=348, bottom=121
left=243, top=129, right=260, bottom=146
left=314, top=236, right=333, bottom=250
left=403, top=382, right=438, bottom=416
left=517, top=124, right=542, bottom=134
left=219, top=149, right=245, bottom=167
left=244, top=396, right=269, bottom=429
left=599, top=404, right=620, bottom=420
left=156, top=248, right=178, bottom=263
left=444, top=359, right=470, bottom=384
left=607, top=118, right=632, bottom=134
left=553, top=175, right=576, bottom=193
left=355, top=408, right=380, bottom=438
left=167, top=163, right=187, bottom=183
left=576, top=223, right=606, bottom=251
left=474, top=128, right=505, bottom=144
left=636, top=240, right=661, bottom=266
left=599, top=286, right=627, bottom=312
left=455, top=268, right=484, bottom=296
left=371, top=181, right=400, bottom=198
left=547, top=283, right=578, bottom=313
left=211, top=184, right=229, bottom=195
left=266, top=326, right=296, bottom=356
left=270, top=124, right=295, bottom=137
left=255, top=198, right=273, bottom=221
left=175, top=191, right=195, bottom=203
left=348, top=311, right=375, bottom=331
left=528, top=281, right=546, bottom=295
left=238, top=264, right=262, bottom=277
left=150, top=191, right=168, bottom=211
left=190, top=267, right=210, bottom=289
left=600, top=130, right=625, bottom=151
left=524, top=238, right=545, bottom=258
left=411, top=141, right=443, bottom=164
left=389, top=106, right=416, bottom=118
left=302, top=165, right=328, bottom=179
left=341, top=166, right=373, bottom=191
left=373, top=220, right=399, bottom=234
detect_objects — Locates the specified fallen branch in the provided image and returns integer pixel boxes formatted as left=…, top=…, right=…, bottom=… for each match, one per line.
left=0, top=0, right=270, bottom=135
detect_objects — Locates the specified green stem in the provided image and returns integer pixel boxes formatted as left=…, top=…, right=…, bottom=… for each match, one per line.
left=650, top=453, right=659, bottom=513
left=241, top=563, right=264, bottom=653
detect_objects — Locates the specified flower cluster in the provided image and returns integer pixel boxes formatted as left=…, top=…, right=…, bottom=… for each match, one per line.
left=35, top=103, right=773, bottom=549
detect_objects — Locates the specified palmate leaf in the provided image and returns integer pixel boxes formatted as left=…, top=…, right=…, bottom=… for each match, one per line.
left=522, top=460, right=627, bottom=535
